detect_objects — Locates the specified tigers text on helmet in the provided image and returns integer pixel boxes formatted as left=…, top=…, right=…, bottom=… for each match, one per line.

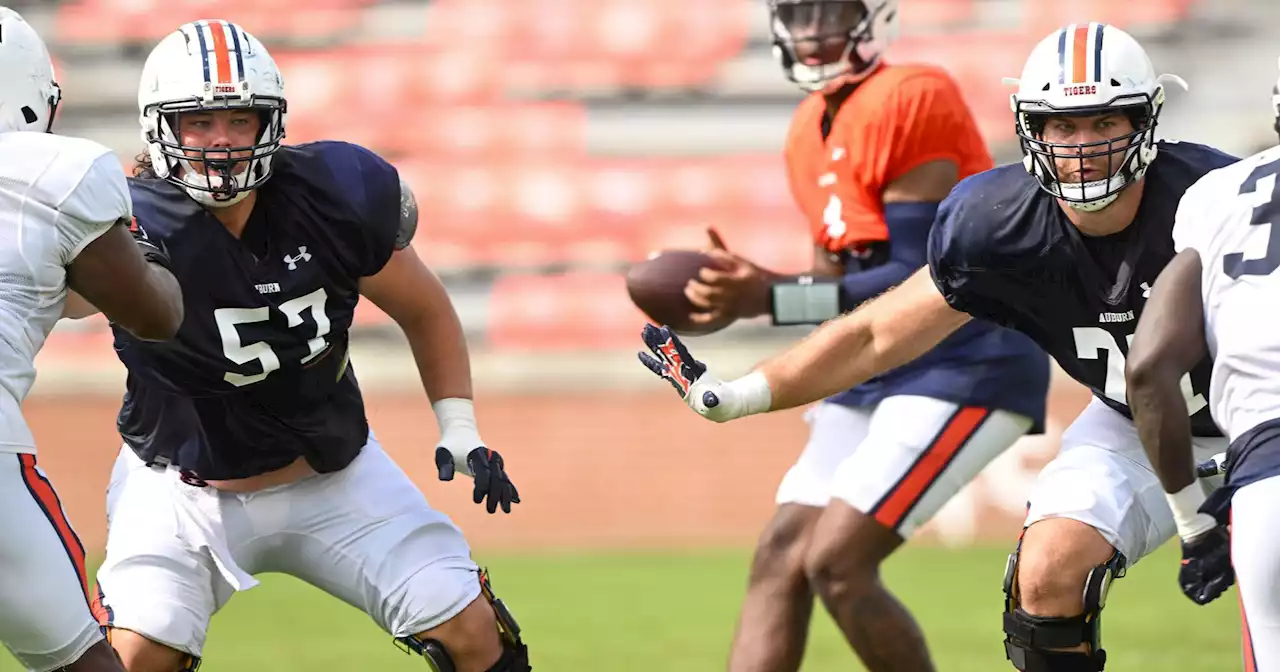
left=1008, top=23, right=1186, bottom=212
left=0, top=7, right=61, bottom=134
left=138, top=20, right=287, bottom=208
left=769, top=0, right=899, bottom=92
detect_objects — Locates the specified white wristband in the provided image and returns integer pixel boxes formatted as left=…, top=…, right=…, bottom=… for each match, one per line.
left=1165, top=481, right=1216, bottom=542
left=726, top=371, right=773, bottom=417
left=432, top=398, right=482, bottom=442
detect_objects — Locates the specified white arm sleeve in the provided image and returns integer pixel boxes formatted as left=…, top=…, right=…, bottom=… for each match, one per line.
left=56, top=150, right=131, bottom=266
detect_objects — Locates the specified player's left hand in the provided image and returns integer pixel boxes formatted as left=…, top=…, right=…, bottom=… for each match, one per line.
left=435, top=445, right=521, bottom=514
left=637, top=324, right=748, bottom=423
left=1178, top=525, right=1234, bottom=605
left=684, top=228, right=779, bottom=325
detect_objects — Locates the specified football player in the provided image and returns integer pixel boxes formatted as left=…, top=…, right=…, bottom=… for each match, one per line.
left=678, top=2, right=1049, bottom=670
left=642, top=22, right=1235, bottom=672
left=1122, top=61, right=1280, bottom=671
left=64, top=20, right=527, bottom=672
left=0, top=7, right=182, bottom=672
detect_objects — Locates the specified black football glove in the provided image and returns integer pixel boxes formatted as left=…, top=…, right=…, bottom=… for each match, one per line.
left=436, top=446, right=520, bottom=514
left=1195, top=452, right=1228, bottom=478
left=1178, top=525, right=1234, bottom=605
left=128, top=217, right=172, bottom=271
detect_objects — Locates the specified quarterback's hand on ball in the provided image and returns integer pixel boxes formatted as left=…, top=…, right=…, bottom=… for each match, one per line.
left=435, top=444, right=521, bottom=515
left=683, top=228, right=778, bottom=325
left=1178, top=525, right=1234, bottom=605
left=637, top=324, right=748, bottom=423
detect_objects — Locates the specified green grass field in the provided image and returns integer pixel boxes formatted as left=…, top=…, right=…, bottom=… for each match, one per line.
left=0, top=542, right=1244, bottom=671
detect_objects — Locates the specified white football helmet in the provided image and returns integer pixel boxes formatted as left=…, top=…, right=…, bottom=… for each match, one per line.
left=138, top=20, right=287, bottom=208
left=1008, top=23, right=1186, bottom=212
left=770, top=0, right=899, bottom=91
left=0, top=7, right=61, bottom=134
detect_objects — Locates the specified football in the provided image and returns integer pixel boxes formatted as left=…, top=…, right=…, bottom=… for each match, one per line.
left=626, top=250, right=733, bottom=335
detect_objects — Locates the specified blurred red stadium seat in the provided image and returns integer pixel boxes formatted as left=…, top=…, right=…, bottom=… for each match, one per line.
left=486, top=272, right=646, bottom=350
left=273, top=45, right=503, bottom=115
left=424, top=0, right=752, bottom=90
left=897, top=0, right=977, bottom=32
left=56, top=0, right=372, bottom=47
left=402, top=103, right=587, bottom=158
left=395, top=154, right=811, bottom=273
left=1022, top=0, right=1198, bottom=34
left=285, top=100, right=587, bottom=159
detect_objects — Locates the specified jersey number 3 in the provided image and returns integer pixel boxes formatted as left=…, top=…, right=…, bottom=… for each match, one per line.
left=1073, top=327, right=1207, bottom=414
left=1224, top=156, right=1280, bottom=279
left=215, top=288, right=331, bottom=387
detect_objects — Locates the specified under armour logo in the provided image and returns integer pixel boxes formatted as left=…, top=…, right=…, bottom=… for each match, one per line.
left=1140, top=281, right=1152, bottom=298
left=283, top=246, right=311, bottom=271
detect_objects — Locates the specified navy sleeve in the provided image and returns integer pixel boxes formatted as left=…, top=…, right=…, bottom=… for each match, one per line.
left=838, top=202, right=936, bottom=309
left=926, top=178, right=1015, bottom=327
left=319, top=142, right=402, bottom=277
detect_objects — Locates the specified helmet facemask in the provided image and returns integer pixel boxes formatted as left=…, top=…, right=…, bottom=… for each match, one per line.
left=143, top=94, right=286, bottom=208
left=43, top=82, right=61, bottom=133
left=1015, top=91, right=1162, bottom=212
left=770, top=0, right=884, bottom=91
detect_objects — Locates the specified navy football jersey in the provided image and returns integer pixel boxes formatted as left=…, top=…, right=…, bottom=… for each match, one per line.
left=113, top=141, right=402, bottom=480
left=928, top=141, right=1239, bottom=437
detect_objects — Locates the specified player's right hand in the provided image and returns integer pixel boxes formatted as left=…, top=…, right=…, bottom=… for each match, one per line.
left=684, top=227, right=777, bottom=325
left=1178, top=525, right=1234, bottom=605
left=637, top=324, right=745, bottom=423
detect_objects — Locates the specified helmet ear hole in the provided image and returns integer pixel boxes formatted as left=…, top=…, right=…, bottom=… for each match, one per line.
left=20, top=107, right=36, bottom=124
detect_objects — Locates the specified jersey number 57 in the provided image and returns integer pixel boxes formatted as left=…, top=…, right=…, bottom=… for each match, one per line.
left=215, top=288, right=331, bottom=387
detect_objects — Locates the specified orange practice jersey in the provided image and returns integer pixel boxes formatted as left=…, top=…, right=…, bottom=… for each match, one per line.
left=784, top=63, right=994, bottom=253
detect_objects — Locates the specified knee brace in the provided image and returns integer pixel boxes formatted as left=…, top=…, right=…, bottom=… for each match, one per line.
left=395, top=636, right=458, bottom=672
left=394, top=568, right=530, bottom=672
left=1001, top=538, right=1127, bottom=671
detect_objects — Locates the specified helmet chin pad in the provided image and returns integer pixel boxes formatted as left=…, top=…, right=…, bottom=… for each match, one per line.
left=178, top=158, right=254, bottom=208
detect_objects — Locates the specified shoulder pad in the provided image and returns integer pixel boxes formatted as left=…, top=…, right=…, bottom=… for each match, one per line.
left=397, top=177, right=417, bottom=250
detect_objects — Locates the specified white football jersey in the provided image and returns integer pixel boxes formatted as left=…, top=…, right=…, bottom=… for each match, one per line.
left=1173, top=143, right=1280, bottom=442
left=0, top=132, right=129, bottom=453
